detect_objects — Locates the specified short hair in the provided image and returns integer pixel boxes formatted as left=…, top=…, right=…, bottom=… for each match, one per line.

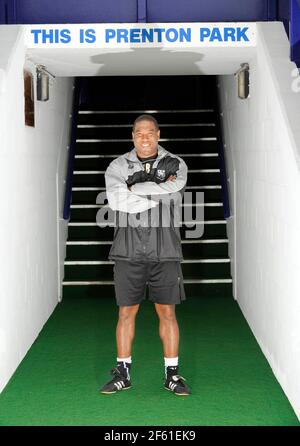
left=132, top=114, right=159, bottom=133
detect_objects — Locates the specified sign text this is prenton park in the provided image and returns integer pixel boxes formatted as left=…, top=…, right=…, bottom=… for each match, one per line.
left=26, top=23, right=257, bottom=48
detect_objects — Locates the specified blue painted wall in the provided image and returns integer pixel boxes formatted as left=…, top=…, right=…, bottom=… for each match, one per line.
left=0, top=0, right=138, bottom=24
left=0, top=0, right=289, bottom=25
left=147, top=0, right=274, bottom=22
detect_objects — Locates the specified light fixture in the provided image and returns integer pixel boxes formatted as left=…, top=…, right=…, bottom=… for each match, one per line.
left=234, top=63, right=249, bottom=99
left=36, top=65, right=56, bottom=101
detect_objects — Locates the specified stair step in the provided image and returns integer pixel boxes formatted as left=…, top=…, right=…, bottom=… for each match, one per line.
left=65, top=258, right=231, bottom=265
left=69, top=203, right=224, bottom=222
left=72, top=185, right=222, bottom=190
left=66, top=239, right=229, bottom=260
left=78, top=123, right=216, bottom=127
left=79, top=109, right=215, bottom=113
left=62, top=281, right=233, bottom=299
left=67, top=221, right=227, bottom=240
left=73, top=169, right=220, bottom=174
left=76, top=137, right=217, bottom=143
left=75, top=140, right=218, bottom=155
left=66, top=238, right=228, bottom=244
left=63, top=261, right=231, bottom=281
left=78, top=110, right=216, bottom=126
left=71, top=186, right=223, bottom=204
left=63, top=278, right=232, bottom=285
left=74, top=153, right=218, bottom=157
left=74, top=155, right=220, bottom=170
left=68, top=219, right=226, bottom=231
left=68, top=220, right=226, bottom=226
left=70, top=202, right=223, bottom=208
left=72, top=171, right=221, bottom=187
left=76, top=125, right=216, bottom=139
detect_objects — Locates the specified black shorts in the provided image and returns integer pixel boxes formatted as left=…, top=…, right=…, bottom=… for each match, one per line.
left=113, top=260, right=186, bottom=307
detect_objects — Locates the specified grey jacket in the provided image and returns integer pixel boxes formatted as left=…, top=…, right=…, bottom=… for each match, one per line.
left=104, top=144, right=188, bottom=262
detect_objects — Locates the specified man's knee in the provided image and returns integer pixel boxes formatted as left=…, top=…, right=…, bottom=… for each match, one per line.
left=155, top=304, right=177, bottom=322
left=118, top=304, right=140, bottom=322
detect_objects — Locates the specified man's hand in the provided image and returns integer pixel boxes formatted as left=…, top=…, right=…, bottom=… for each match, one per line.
left=128, top=175, right=176, bottom=192
left=167, top=175, right=177, bottom=181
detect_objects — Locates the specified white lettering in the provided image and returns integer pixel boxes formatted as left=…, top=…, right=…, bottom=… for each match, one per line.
left=104, top=430, right=138, bottom=443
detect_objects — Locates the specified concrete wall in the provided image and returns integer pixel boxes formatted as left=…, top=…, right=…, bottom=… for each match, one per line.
left=219, top=22, right=300, bottom=420
left=0, top=26, right=73, bottom=393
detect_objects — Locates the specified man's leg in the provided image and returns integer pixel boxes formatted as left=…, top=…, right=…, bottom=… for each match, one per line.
left=116, top=304, right=140, bottom=358
left=154, top=303, right=179, bottom=358
left=100, top=304, right=140, bottom=394
left=100, top=259, right=147, bottom=394
left=154, top=303, right=190, bottom=396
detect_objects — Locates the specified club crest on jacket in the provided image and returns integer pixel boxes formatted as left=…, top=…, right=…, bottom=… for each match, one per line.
left=157, top=169, right=166, bottom=180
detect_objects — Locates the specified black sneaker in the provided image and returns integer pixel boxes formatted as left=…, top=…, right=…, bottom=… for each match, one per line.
left=164, top=367, right=191, bottom=396
left=100, top=367, right=132, bottom=394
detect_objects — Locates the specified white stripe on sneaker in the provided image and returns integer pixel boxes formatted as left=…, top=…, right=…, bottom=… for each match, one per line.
left=169, top=382, right=177, bottom=391
left=114, top=381, right=124, bottom=390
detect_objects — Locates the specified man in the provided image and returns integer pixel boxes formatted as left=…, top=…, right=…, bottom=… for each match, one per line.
left=100, top=114, right=190, bottom=396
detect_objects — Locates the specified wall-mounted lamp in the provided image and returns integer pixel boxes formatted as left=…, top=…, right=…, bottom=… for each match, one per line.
left=36, top=65, right=56, bottom=101
left=234, top=63, right=249, bottom=99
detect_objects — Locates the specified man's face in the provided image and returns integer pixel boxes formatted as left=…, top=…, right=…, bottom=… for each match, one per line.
left=132, top=120, right=160, bottom=158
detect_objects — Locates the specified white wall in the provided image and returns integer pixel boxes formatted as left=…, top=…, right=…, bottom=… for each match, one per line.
left=219, top=22, right=300, bottom=420
left=0, top=26, right=73, bottom=393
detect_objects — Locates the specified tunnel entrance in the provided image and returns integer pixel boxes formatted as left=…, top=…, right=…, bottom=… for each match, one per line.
left=63, top=75, right=233, bottom=299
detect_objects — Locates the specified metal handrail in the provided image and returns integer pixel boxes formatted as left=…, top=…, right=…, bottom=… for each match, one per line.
left=214, top=79, right=231, bottom=219
left=63, top=77, right=82, bottom=220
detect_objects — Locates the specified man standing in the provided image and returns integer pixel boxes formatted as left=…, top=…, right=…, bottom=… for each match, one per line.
left=100, top=114, right=190, bottom=396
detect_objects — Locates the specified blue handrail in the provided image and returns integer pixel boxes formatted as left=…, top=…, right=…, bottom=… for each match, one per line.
left=63, top=77, right=81, bottom=220
left=290, top=0, right=300, bottom=67
left=214, top=78, right=231, bottom=219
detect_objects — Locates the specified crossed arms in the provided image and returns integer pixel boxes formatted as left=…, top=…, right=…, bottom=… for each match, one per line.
left=105, top=157, right=188, bottom=214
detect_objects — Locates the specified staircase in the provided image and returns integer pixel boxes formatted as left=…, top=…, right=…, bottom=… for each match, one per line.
left=62, top=77, right=233, bottom=299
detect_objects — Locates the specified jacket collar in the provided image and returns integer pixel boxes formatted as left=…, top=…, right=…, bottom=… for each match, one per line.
left=124, top=144, right=168, bottom=162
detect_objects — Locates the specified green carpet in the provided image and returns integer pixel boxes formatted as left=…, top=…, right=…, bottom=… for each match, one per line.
left=0, top=297, right=298, bottom=426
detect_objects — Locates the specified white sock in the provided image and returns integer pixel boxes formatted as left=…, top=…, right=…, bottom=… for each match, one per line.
left=117, top=356, right=132, bottom=364
left=164, top=357, right=178, bottom=368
